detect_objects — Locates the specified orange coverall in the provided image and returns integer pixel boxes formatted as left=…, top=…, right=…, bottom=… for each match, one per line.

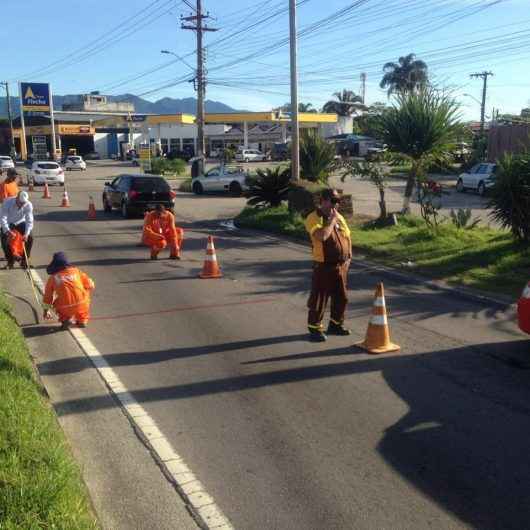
left=43, top=267, right=95, bottom=324
left=142, top=210, right=183, bottom=258
left=0, top=181, right=19, bottom=203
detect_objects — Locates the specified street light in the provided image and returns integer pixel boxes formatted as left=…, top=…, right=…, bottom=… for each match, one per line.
left=160, top=50, right=195, bottom=72
left=463, top=93, right=481, bottom=105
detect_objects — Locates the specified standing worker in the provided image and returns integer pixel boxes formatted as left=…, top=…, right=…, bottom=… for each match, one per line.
left=0, top=168, right=20, bottom=203
left=142, top=204, right=183, bottom=260
left=305, top=189, right=352, bottom=342
left=43, top=252, right=95, bottom=329
left=0, top=191, right=34, bottom=269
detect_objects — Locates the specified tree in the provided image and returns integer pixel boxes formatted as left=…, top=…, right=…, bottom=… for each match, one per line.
left=379, top=53, right=428, bottom=96
left=377, top=89, right=461, bottom=213
left=355, top=102, right=389, bottom=137
left=275, top=102, right=317, bottom=113
left=322, top=89, right=365, bottom=116
left=299, top=130, right=337, bottom=183
left=246, top=166, right=292, bottom=208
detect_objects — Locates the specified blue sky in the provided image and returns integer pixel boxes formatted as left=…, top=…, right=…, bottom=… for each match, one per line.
left=2, top=0, right=529, bottom=120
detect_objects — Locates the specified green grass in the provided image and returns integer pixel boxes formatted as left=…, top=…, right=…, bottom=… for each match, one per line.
left=235, top=204, right=530, bottom=298
left=0, top=294, right=99, bottom=529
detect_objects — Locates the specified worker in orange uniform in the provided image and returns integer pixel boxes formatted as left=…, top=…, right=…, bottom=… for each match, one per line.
left=142, top=204, right=183, bottom=260
left=305, top=188, right=352, bottom=342
left=43, top=252, right=95, bottom=329
left=0, top=168, right=20, bottom=203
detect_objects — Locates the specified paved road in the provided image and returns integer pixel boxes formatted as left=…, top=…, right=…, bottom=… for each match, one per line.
left=5, top=161, right=530, bottom=529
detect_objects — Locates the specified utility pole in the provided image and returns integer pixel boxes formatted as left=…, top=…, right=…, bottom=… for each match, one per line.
left=470, top=71, right=493, bottom=137
left=182, top=1, right=217, bottom=175
left=360, top=72, right=366, bottom=105
left=289, top=0, right=300, bottom=181
left=1, top=82, right=16, bottom=158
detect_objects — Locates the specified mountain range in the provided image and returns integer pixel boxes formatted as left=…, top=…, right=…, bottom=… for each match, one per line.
left=0, top=93, right=238, bottom=118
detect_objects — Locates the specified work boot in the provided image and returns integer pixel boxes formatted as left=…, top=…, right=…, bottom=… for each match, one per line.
left=308, top=329, right=327, bottom=342
left=77, top=322, right=88, bottom=328
left=20, top=259, right=28, bottom=269
left=169, top=254, right=181, bottom=260
left=327, top=321, right=351, bottom=336
left=150, top=253, right=158, bottom=260
left=60, top=320, right=73, bottom=330
left=2, top=262, right=14, bottom=270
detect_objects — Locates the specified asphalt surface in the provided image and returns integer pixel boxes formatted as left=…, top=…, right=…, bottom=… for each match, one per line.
left=5, top=160, right=530, bottom=529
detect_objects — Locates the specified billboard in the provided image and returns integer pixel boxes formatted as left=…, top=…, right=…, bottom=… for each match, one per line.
left=20, top=82, right=51, bottom=112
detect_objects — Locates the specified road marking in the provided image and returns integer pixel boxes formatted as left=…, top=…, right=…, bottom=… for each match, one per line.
left=29, top=268, right=233, bottom=530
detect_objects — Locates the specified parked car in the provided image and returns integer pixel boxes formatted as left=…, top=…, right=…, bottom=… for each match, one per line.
left=235, top=149, right=267, bottom=163
left=63, top=155, right=87, bottom=171
left=30, top=161, right=65, bottom=186
left=456, top=163, right=497, bottom=196
left=271, top=143, right=289, bottom=161
left=191, top=165, right=249, bottom=196
left=0, top=155, right=15, bottom=170
left=102, top=174, right=176, bottom=218
left=84, top=151, right=101, bottom=160
left=517, top=282, right=530, bottom=335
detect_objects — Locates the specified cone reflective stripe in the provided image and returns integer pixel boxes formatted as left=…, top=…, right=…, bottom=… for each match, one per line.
left=87, top=196, right=96, bottom=219
left=42, top=182, right=51, bottom=199
left=357, top=282, right=400, bottom=354
left=61, top=189, right=70, bottom=207
left=199, top=235, right=223, bottom=279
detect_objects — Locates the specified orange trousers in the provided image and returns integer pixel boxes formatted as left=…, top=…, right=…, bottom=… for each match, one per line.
left=54, top=302, right=90, bottom=324
left=144, top=227, right=183, bottom=257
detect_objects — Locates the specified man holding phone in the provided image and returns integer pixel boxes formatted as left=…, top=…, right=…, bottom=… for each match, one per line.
left=305, top=188, right=352, bottom=342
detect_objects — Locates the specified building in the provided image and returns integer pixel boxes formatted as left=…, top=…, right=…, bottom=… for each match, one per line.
left=62, top=92, right=134, bottom=113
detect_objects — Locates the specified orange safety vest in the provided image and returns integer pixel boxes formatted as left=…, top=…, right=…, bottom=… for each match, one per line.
left=43, top=267, right=95, bottom=313
left=0, top=181, right=19, bottom=202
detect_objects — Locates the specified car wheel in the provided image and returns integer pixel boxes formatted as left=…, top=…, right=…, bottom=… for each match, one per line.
left=192, top=182, right=204, bottom=195
left=121, top=200, right=131, bottom=218
left=229, top=181, right=242, bottom=197
left=478, top=181, right=486, bottom=196
left=60, top=182, right=65, bottom=187
left=244, top=158, right=250, bottom=163
left=456, top=179, right=465, bottom=193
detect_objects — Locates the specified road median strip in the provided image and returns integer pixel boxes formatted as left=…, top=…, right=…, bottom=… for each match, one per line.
left=0, top=290, right=99, bottom=529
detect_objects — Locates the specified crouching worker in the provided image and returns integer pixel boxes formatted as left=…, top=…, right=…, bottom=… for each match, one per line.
left=142, top=204, right=183, bottom=260
left=43, top=252, right=95, bottom=329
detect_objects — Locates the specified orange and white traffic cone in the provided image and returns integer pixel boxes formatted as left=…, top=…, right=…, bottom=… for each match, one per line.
left=42, top=182, right=51, bottom=199
left=199, top=235, right=223, bottom=279
left=61, top=188, right=70, bottom=207
left=87, top=196, right=96, bottom=219
left=357, top=282, right=400, bottom=354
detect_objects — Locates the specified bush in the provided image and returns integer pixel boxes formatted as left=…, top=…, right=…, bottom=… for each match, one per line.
left=178, top=178, right=192, bottom=192
left=148, top=157, right=186, bottom=176
left=246, top=166, right=291, bottom=208
left=299, top=130, right=337, bottom=182
left=488, top=152, right=530, bottom=242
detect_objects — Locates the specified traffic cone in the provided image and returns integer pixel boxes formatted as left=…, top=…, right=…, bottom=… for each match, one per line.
left=357, top=282, right=400, bottom=354
left=61, top=188, right=70, bottom=207
left=42, top=182, right=51, bottom=199
left=87, top=196, right=96, bottom=219
left=199, top=236, right=223, bottom=279
left=28, top=178, right=34, bottom=192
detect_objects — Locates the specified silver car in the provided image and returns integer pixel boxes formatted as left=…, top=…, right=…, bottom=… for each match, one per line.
left=0, top=156, right=15, bottom=170
left=192, top=165, right=249, bottom=196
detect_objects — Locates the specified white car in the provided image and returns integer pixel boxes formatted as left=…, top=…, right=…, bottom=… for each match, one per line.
left=235, top=149, right=267, bottom=163
left=64, top=155, right=86, bottom=171
left=0, top=156, right=15, bottom=170
left=456, top=163, right=497, bottom=196
left=30, top=161, right=65, bottom=186
left=191, top=165, right=249, bottom=196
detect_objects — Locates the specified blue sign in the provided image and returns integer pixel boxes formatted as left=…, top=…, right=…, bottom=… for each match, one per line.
left=20, top=82, right=51, bottom=111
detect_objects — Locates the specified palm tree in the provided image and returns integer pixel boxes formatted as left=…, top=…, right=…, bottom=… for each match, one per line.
left=298, top=102, right=317, bottom=113
left=379, top=53, right=428, bottom=96
left=377, top=89, right=460, bottom=213
left=299, top=130, right=337, bottom=183
left=322, top=89, right=365, bottom=116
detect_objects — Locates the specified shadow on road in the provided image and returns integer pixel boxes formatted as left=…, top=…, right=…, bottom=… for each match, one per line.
left=51, top=339, right=530, bottom=529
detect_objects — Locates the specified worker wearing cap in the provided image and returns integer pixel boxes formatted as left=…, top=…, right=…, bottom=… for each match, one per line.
left=142, top=204, right=183, bottom=260
left=43, top=252, right=95, bottom=329
left=0, top=191, right=34, bottom=269
left=305, top=188, right=352, bottom=342
left=0, top=168, right=20, bottom=203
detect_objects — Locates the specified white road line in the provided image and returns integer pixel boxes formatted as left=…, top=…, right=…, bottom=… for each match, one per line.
left=29, top=268, right=233, bottom=530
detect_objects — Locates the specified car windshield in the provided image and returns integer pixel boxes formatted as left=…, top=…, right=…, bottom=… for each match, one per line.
left=38, top=163, right=59, bottom=169
left=0, top=156, right=11, bottom=160
left=70, top=157, right=82, bottom=161
left=131, top=177, right=170, bottom=192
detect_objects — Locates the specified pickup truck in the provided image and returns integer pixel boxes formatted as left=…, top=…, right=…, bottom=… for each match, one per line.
left=191, top=164, right=249, bottom=196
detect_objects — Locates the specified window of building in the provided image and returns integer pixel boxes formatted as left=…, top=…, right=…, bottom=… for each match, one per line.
left=160, top=138, right=169, bottom=154
left=170, top=138, right=180, bottom=152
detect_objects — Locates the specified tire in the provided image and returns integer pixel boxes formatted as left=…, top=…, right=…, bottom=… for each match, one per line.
left=456, top=179, right=465, bottom=193
left=60, top=182, right=65, bottom=187
left=244, top=158, right=250, bottom=163
left=478, top=181, right=486, bottom=196
left=121, top=200, right=131, bottom=218
left=229, top=181, right=242, bottom=197
left=192, top=182, right=204, bottom=195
